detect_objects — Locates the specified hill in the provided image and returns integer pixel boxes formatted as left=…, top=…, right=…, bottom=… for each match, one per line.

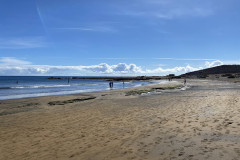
left=181, top=65, right=240, bottom=78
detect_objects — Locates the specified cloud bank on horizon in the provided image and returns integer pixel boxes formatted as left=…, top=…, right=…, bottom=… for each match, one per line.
left=0, top=57, right=225, bottom=76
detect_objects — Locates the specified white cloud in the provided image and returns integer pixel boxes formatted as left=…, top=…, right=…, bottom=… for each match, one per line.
left=0, top=57, right=225, bottom=76
left=0, top=58, right=143, bottom=75
left=0, top=37, right=46, bottom=49
left=145, top=65, right=201, bottom=74
left=0, top=57, right=32, bottom=66
left=118, top=0, right=216, bottom=19
left=205, top=60, right=224, bottom=68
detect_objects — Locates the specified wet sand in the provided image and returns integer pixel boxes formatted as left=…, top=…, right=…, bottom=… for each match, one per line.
left=0, top=79, right=240, bottom=160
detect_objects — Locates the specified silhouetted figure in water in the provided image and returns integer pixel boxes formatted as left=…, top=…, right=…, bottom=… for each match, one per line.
left=109, top=81, right=114, bottom=89
left=68, top=78, right=70, bottom=84
left=184, top=79, right=186, bottom=85
left=109, top=81, right=113, bottom=89
left=16, top=80, right=18, bottom=84
left=123, top=81, right=125, bottom=88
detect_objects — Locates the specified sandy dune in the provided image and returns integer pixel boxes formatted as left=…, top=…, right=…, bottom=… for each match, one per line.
left=1, top=80, right=240, bottom=160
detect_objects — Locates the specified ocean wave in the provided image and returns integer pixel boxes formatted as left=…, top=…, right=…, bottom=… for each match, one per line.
left=0, top=88, right=103, bottom=100
left=0, top=83, right=107, bottom=90
left=10, top=85, right=71, bottom=89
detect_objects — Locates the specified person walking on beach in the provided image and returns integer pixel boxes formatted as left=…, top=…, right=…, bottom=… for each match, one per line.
left=184, top=79, right=186, bottom=85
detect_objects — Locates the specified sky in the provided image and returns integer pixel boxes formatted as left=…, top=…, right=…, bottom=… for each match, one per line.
left=0, top=0, right=240, bottom=76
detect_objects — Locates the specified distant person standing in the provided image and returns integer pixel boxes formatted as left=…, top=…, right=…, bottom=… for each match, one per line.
left=68, top=77, right=70, bottom=84
left=184, top=79, right=186, bottom=85
left=109, top=82, right=111, bottom=89
left=109, top=81, right=113, bottom=89
left=16, top=80, right=18, bottom=84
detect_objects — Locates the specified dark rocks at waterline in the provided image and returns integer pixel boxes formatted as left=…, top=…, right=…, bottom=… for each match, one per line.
left=48, top=77, right=63, bottom=80
left=54, top=76, right=163, bottom=81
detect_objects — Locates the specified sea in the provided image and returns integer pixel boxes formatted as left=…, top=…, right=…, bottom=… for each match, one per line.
left=0, top=76, right=166, bottom=100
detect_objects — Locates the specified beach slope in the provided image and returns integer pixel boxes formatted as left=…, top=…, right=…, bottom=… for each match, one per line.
left=0, top=80, right=240, bottom=160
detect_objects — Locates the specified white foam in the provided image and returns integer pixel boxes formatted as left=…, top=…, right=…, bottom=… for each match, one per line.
left=10, top=84, right=71, bottom=89
left=0, top=89, right=102, bottom=100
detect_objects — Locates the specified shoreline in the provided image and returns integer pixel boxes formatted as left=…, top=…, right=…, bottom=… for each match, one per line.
left=1, top=77, right=239, bottom=101
left=1, top=79, right=240, bottom=160
left=0, top=81, right=181, bottom=104
left=0, top=79, right=171, bottom=101
left=0, top=80, right=183, bottom=116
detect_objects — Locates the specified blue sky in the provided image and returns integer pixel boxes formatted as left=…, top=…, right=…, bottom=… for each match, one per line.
left=0, top=0, right=240, bottom=76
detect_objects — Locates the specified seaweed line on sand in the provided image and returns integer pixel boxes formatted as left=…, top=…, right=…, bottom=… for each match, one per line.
left=125, top=85, right=184, bottom=96
left=48, top=97, right=96, bottom=106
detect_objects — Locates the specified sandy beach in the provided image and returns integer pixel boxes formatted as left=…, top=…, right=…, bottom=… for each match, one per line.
left=1, top=79, right=240, bottom=160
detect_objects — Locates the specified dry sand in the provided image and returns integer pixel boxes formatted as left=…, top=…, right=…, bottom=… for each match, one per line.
left=0, top=79, right=240, bottom=160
